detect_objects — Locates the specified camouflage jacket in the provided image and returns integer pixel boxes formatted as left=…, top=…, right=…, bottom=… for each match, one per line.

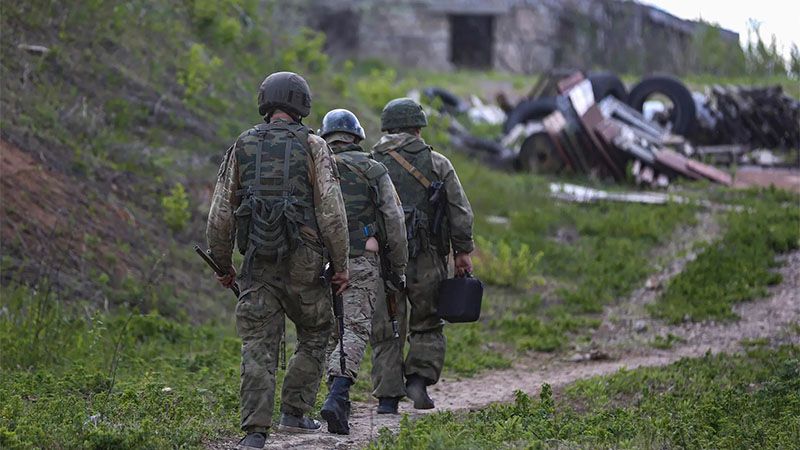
left=372, top=132, right=475, bottom=255
left=206, top=119, right=350, bottom=273
left=331, top=142, right=408, bottom=276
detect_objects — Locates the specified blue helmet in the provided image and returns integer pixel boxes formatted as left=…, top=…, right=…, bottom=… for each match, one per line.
left=319, top=109, right=366, bottom=141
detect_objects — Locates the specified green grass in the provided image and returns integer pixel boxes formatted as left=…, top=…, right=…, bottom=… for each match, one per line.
left=651, top=188, right=800, bottom=323
left=369, top=345, right=800, bottom=449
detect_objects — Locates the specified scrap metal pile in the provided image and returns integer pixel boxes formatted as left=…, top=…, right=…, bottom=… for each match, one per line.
left=694, top=85, right=800, bottom=150
left=418, top=71, right=799, bottom=189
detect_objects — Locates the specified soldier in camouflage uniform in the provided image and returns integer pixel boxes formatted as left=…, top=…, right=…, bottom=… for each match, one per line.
left=206, top=72, right=350, bottom=450
left=316, top=109, right=408, bottom=435
left=370, top=98, right=475, bottom=414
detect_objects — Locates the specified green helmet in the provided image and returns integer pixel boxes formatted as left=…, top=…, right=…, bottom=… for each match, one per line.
left=380, top=97, right=428, bottom=131
left=257, top=71, right=312, bottom=118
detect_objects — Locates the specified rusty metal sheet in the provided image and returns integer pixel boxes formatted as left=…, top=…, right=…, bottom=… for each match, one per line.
left=685, top=160, right=733, bottom=186
left=577, top=105, right=624, bottom=180
left=542, top=111, right=575, bottom=172
left=654, top=149, right=702, bottom=180
left=733, top=167, right=800, bottom=193
left=557, top=72, right=585, bottom=94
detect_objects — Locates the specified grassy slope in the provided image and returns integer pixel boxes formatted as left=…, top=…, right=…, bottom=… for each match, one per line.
left=2, top=2, right=800, bottom=448
left=369, top=344, right=800, bottom=450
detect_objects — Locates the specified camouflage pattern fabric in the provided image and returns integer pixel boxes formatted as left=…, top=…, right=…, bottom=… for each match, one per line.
left=370, top=132, right=474, bottom=396
left=207, top=119, right=349, bottom=273
left=326, top=253, right=382, bottom=380
left=370, top=247, right=448, bottom=396
left=206, top=119, right=349, bottom=433
left=325, top=141, right=408, bottom=382
left=236, top=251, right=332, bottom=432
left=372, top=133, right=475, bottom=255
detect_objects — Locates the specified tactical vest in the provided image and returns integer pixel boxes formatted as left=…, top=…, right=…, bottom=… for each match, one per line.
left=376, top=139, right=450, bottom=257
left=233, top=121, right=319, bottom=273
left=333, top=144, right=387, bottom=257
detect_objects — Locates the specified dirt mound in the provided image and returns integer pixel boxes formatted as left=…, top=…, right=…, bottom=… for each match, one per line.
left=0, top=139, right=147, bottom=295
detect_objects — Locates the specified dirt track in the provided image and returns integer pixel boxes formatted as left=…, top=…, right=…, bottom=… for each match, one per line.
left=210, top=222, right=800, bottom=450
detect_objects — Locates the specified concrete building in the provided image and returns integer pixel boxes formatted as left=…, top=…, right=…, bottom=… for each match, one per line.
left=306, top=0, right=739, bottom=74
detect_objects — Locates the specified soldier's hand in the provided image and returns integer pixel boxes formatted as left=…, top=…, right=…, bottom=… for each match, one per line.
left=454, top=253, right=473, bottom=277
left=217, top=265, right=237, bottom=288
left=331, top=270, right=350, bottom=295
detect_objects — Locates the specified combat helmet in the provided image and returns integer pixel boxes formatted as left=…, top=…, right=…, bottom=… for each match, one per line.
left=320, top=109, right=366, bottom=142
left=380, top=98, right=428, bottom=132
left=257, top=71, right=312, bottom=118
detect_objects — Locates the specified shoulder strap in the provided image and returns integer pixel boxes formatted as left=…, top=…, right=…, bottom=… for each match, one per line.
left=338, top=156, right=369, bottom=184
left=386, top=149, right=431, bottom=189
left=281, top=135, right=292, bottom=196
left=363, top=161, right=387, bottom=183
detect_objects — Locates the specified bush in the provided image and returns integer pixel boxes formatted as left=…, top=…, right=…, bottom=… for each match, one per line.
left=473, top=236, right=544, bottom=289
left=281, top=28, right=329, bottom=75
left=161, top=183, right=190, bottom=233
left=354, top=67, right=407, bottom=113
left=177, top=43, right=223, bottom=104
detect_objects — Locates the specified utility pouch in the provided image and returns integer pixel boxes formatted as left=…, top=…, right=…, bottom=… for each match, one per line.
left=234, top=200, right=252, bottom=255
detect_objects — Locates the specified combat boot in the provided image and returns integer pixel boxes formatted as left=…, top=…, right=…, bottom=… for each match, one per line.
left=320, top=376, right=352, bottom=435
left=405, top=375, right=435, bottom=409
left=235, top=432, right=266, bottom=449
left=277, top=413, right=321, bottom=434
left=376, top=397, right=400, bottom=414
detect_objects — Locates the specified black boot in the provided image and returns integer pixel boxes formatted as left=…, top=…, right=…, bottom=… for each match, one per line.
left=277, top=413, right=321, bottom=433
left=235, top=432, right=266, bottom=449
left=376, top=397, right=400, bottom=414
left=320, top=376, right=352, bottom=435
left=405, top=375, right=434, bottom=409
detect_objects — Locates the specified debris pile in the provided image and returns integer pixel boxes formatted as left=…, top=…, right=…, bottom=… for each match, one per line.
left=696, top=85, right=800, bottom=149
left=417, top=70, right=799, bottom=190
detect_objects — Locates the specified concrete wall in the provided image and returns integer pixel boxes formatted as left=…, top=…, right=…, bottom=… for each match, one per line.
left=307, top=0, right=739, bottom=75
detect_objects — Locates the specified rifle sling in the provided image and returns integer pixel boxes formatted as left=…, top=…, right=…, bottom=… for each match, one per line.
left=386, top=149, right=431, bottom=189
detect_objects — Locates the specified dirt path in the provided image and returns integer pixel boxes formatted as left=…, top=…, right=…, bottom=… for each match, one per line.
left=211, top=217, right=800, bottom=450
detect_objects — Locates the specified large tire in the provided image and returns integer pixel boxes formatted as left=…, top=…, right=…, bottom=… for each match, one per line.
left=515, top=131, right=564, bottom=173
left=502, top=97, right=558, bottom=134
left=422, top=87, right=467, bottom=114
left=627, top=75, right=696, bottom=135
left=587, top=72, right=628, bottom=101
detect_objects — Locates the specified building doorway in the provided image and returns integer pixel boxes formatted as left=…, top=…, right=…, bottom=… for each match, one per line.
left=449, top=14, right=494, bottom=68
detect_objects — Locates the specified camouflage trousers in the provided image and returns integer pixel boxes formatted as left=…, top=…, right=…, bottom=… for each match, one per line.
left=235, top=243, right=332, bottom=433
left=327, top=253, right=382, bottom=380
left=370, top=248, right=447, bottom=398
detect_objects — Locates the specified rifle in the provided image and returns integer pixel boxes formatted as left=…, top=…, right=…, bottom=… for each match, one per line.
left=322, top=263, right=347, bottom=375
left=194, top=244, right=240, bottom=297
left=195, top=244, right=286, bottom=370
left=380, top=251, right=404, bottom=339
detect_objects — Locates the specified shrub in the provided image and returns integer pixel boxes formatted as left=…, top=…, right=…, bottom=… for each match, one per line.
left=473, top=235, right=544, bottom=289
left=281, top=28, right=329, bottom=75
left=177, top=43, right=223, bottom=104
left=354, top=67, right=406, bottom=113
left=161, top=183, right=190, bottom=233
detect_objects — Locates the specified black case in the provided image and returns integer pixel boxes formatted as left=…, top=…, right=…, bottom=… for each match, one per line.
left=437, top=274, right=484, bottom=323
